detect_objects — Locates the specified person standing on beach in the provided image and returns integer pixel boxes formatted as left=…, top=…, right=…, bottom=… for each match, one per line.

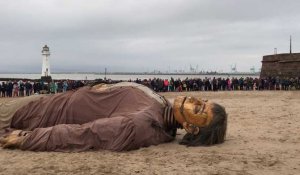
left=1, top=82, right=6, bottom=97
left=63, top=81, right=68, bottom=92
left=7, top=81, right=13, bottom=97
left=25, top=81, right=32, bottom=96
left=50, top=81, right=55, bottom=94
left=13, top=81, right=19, bottom=97
left=19, top=81, right=24, bottom=97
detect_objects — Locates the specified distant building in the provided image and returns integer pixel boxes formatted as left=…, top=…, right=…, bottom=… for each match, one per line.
left=260, top=53, right=300, bottom=78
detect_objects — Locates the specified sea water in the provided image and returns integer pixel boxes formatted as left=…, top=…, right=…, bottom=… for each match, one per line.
left=0, top=73, right=259, bottom=81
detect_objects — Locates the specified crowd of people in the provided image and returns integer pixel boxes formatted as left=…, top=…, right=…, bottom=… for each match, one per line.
left=0, top=76, right=299, bottom=98
left=133, top=76, right=300, bottom=92
left=0, top=80, right=85, bottom=97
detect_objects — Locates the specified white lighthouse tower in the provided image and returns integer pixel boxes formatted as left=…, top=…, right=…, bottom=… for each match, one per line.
left=41, top=45, right=51, bottom=77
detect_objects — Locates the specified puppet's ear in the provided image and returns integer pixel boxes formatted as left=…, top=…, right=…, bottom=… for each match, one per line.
left=198, top=97, right=208, bottom=102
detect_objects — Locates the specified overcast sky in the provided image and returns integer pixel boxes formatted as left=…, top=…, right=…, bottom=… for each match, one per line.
left=0, top=0, right=299, bottom=73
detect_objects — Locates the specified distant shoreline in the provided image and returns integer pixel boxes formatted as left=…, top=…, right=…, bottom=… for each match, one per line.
left=0, top=72, right=260, bottom=76
left=0, top=72, right=260, bottom=82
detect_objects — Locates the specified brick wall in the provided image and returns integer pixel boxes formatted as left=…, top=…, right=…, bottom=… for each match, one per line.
left=260, top=53, right=300, bottom=78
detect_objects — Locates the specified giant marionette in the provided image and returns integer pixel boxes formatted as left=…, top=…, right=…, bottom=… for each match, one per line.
left=0, top=82, right=227, bottom=151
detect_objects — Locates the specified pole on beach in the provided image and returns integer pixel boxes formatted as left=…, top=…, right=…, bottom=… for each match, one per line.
left=290, top=35, right=292, bottom=54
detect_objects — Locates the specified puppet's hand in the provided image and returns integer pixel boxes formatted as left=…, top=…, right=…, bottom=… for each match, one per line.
left=0, top=130, right=30, bottom=149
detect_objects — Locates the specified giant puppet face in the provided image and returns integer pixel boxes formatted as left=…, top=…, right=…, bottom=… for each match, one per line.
left=173, top=96, right=227, bottom=146
left=173, top=96, right=213, bottom=133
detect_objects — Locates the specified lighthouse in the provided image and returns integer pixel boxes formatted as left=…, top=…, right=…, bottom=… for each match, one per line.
left=41, top=45, right=52, bottom=82
left=41, top=45, right=51, bottom=76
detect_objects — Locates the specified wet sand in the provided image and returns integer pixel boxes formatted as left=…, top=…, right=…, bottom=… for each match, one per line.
left=0, top=91, right=300, bottom=175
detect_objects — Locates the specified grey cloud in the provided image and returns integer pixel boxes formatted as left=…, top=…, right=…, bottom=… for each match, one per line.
left=0, top=0, right=299, bottom=73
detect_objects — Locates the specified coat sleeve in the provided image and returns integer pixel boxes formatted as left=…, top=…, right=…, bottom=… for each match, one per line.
left=20, top=116, right=136, bottom=152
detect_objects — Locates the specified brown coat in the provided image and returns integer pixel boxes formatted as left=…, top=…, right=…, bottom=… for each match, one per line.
left=10, top=86, right=174, bottom=152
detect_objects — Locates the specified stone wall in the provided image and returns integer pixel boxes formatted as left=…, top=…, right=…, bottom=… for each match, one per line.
left=260, top=53, right=300, bottom=78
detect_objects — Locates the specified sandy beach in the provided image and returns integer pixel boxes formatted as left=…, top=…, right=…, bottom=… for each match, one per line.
left=0, top=91, right=299, bottom=175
